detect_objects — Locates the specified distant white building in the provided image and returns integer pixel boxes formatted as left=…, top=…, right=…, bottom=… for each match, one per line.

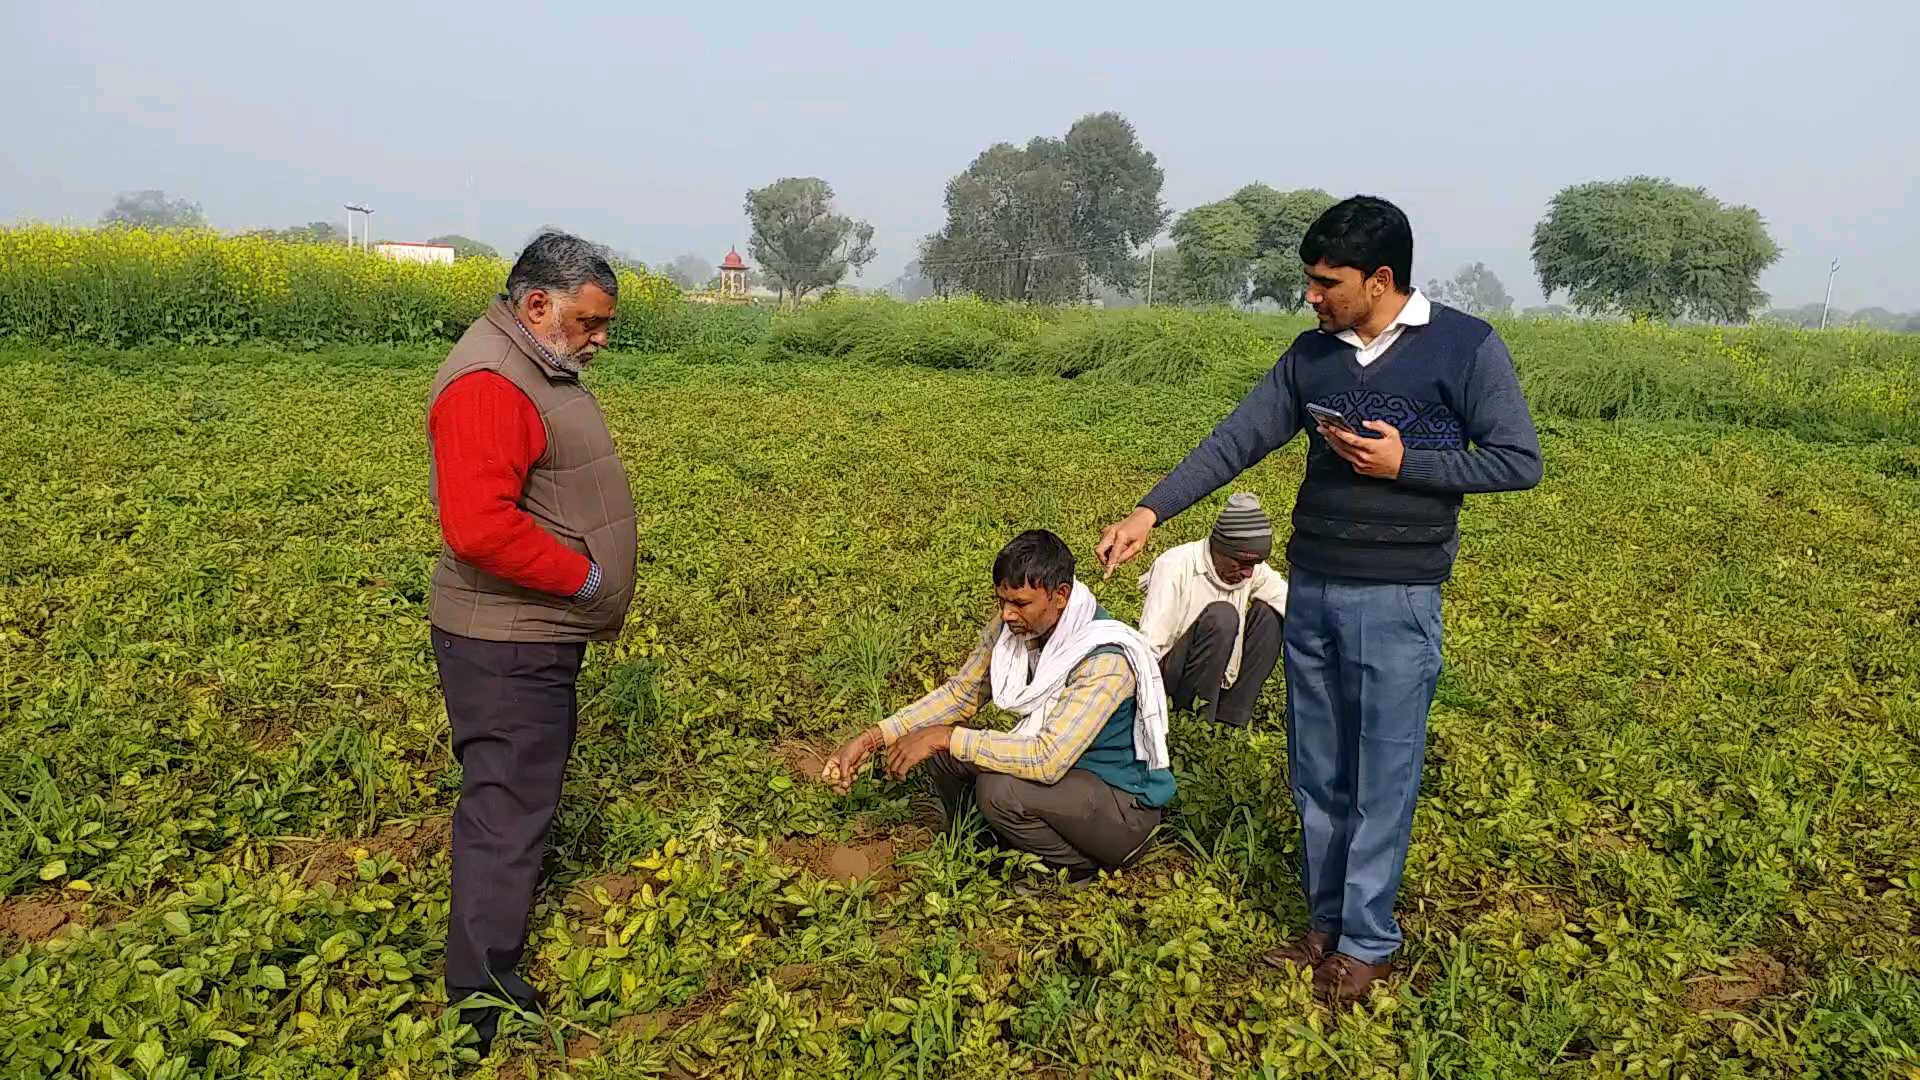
left=375, top=242, right=455, bottom=266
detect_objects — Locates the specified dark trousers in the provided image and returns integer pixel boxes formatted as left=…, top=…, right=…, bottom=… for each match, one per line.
left=926, top=752, right=1162, bottom=875
left=1283, top=566, right=1442, bottom=964
left=432, top=629, right=586, bottom=1009
left=1159, top=599, right=1283, bottom=727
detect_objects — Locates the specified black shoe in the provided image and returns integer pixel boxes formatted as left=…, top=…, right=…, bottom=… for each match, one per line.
left=451, top=984, right=542, bottom=1048
left=462, top=1004, right=501, bottom=1058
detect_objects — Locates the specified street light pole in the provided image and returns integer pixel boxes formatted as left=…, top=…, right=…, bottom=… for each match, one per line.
left=345, top=204, right=374, bottom=253
left=1819, top=258, right=1840, bottom=330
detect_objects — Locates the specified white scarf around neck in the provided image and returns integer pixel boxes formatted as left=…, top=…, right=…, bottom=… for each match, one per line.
left=989, top=580, right=1171, bottom=771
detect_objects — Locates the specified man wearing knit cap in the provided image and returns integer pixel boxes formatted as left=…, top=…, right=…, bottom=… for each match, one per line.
left=1137, top=493, right=1288, bottom=727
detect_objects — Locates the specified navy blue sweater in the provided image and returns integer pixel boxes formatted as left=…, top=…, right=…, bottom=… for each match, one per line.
left=1140, top=304, right=1542, bottom=583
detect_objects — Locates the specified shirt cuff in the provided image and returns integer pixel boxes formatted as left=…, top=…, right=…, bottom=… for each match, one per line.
left=1396, top=448, right=1444, bottom=488
left=947, top=727, right=979, bottom=763
left=878, top=713, right=910, bottom=745
left=571, top=561, right=603, bottom=603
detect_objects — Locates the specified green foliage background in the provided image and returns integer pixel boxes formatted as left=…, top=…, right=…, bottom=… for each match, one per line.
left=1, top=331, right=1917, bottom=1077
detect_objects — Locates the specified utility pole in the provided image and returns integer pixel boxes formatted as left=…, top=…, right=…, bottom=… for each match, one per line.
left=1146, top=245, right=1155, bottom=307
left=1819, top=258, right=1840, bottom=329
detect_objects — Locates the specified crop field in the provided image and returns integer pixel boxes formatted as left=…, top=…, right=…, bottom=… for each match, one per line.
left=2, top=238, right=1919, bottom=1079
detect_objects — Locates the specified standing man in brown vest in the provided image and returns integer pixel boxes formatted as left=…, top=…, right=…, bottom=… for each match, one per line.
left=424, top=231, right=637, bottom=1053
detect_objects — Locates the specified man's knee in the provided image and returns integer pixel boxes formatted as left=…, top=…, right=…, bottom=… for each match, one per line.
left=973, top=772, right=1027, bottom=826
left=927, top=750, right=967, bottom=780
left=1195, top=601, right=1239, bottom=639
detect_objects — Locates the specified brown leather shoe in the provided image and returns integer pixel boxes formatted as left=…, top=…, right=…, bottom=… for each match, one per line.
left=1312, top=952, right=1391, bottom=1005
left=1261, top=929, right=1337, bottom=971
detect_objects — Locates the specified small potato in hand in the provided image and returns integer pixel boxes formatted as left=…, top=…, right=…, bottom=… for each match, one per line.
left=821, top=760, right=844, bottom=784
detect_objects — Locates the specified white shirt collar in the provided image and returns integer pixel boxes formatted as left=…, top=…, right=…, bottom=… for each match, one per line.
left=1334, top=289, right=1430, bottom=349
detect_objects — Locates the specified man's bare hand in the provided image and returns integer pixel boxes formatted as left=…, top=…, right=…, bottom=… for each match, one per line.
left=1095, top=507, right=1158, bottom=579
left=885, top=724, right=953, bottom=780
left=821, top=728, right=882, bottom=796
left=1321, top=421, right=1405, bottom=480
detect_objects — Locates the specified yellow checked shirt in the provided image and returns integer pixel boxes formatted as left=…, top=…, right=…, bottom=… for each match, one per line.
left=878, top=620, right=1135, bottom=784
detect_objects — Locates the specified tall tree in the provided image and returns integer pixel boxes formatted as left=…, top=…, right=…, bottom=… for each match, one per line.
left=1426, top=262, right=1514, bottom=316
left=1234, top=185, right=1337, bottom=308
left=1531, top=177, right=1780, bottom=322
left=101, top=190, right=205, bottom=230
left=920, top=112, right=1167, bottom=303
left=744, top=178, right=875, bottom=304
left=1169, top=185, right=1335, bottom=308
left=663, top=253, right=716, bottom=290
left=427, top=234, right=500, bottom=260
left=1168, top=200, right=1257, bottom=305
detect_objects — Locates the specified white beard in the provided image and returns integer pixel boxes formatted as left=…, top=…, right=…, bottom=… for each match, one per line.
left=539, top=325, right=594, bottom=373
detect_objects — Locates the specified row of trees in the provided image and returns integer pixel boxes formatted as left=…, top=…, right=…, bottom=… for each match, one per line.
left=884, top=114, right=1793, bottom=322
left=91, top=117, right=1820, bottom=323
left=731, top=112, right=1167, bottom=306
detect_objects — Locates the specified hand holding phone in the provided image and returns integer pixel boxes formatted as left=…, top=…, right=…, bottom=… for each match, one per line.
left=1308, top=401, right=1382, bottom=439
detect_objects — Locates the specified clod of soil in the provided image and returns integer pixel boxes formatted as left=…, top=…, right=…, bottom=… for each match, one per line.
left=242, top=719, right=294, bottom=752
left=569, top=873, right=641, bottom=921
left=1683, top=952, right=1795, bottom=1012
left=979, top=938, right=1021, bottom=977
left=610, top=1010, right=675, bottom=1039
left=0, top=895, right=86, bottom=942
left=771, top=962, right=815, bottom=989
left=826, top=845, right=874, bottom=883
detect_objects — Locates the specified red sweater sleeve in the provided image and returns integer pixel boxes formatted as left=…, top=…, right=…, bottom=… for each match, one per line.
left=429, top=371, right=593, bottom=597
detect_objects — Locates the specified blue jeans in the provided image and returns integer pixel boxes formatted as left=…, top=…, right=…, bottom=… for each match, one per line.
left=1283, top=565, right=1443, bottom=964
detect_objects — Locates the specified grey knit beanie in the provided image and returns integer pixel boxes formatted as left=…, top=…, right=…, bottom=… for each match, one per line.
left=1210, top=492, right=1273, bottom=557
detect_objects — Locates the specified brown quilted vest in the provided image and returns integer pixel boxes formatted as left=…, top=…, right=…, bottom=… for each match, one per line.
left=425, top=298, right=637, bottom=642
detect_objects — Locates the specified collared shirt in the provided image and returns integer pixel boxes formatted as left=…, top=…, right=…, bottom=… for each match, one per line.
left=1334, top=289, right=1431, bottom=366
left=879, top=619, right=1134, bottom=784
left=1137, top=540, right=1288, bottom=688
left=505, top=299, right=576, bottom=378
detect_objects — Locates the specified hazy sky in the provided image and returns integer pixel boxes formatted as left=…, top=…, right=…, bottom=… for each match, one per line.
left=7, top=1, right=1916, bottom=310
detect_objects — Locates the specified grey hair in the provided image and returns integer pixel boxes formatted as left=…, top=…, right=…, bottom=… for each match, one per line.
left=505, top=231, right=619, bottom=306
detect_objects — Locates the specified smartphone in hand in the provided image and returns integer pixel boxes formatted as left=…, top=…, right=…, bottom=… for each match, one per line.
left=1307, top=401, right=1383, bottom=439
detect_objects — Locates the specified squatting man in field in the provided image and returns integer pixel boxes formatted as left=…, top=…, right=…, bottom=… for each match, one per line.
left=820, top=530, right=1175, bottom=882
left=1098, top=196, right=1543, bottom=1004
left=423, top=231, right=635, bottom=1054
left=1138, top=492, right=1289, bottom=728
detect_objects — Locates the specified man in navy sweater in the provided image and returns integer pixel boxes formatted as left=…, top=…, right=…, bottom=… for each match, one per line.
left=1097, top=195, right=1542, bottom=1004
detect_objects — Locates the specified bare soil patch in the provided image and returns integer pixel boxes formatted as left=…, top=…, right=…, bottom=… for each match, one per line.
left=241, top=718, right=295, bottom=752
left=775, top=835, right=900, bottom=889
left=0, top=893, right=91, bottom=943
left=1683, top=952, right=1796, bottom=1012
left=276, top=815, right=452, bottom=885
left=568, top=872, right=642, bottom=922
left=773, top=738, right=831, bottom=784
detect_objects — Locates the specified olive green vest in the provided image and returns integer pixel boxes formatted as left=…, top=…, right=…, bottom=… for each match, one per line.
left=425, top=299, right=637, bottom=642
